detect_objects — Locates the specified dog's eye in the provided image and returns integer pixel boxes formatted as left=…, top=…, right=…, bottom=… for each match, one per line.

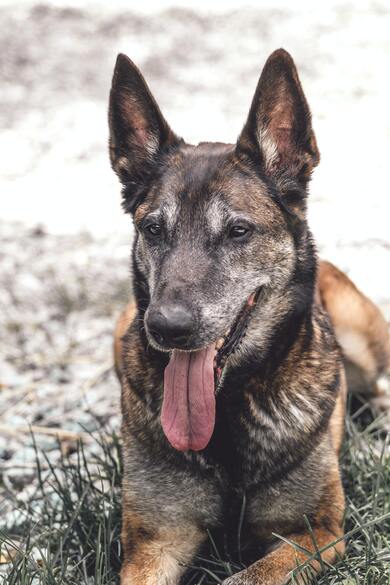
left=229, top=225, right=250, bottom=239
left=145, top=223, right=162, bottom=237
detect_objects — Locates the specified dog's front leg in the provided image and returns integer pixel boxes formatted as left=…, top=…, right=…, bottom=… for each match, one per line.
left=222, top=522, right=345, bottom=585
left=120, top=512, right=204, bottom=585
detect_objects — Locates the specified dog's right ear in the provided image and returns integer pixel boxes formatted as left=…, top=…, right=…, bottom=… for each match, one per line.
left=109, top=54, right=180, bottom=204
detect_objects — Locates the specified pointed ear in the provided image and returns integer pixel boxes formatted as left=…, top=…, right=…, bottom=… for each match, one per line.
left=108, top=54, right=181, bottom=190
left=236, top=49, right=319, bottom=188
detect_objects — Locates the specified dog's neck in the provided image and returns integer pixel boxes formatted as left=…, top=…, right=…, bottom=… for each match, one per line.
left=205, top=294, right=338, bottom=486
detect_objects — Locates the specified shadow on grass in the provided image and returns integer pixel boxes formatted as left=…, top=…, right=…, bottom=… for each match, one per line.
left=1, top=397, right=389, bottom=584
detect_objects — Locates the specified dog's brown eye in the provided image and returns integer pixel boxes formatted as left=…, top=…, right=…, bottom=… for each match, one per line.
left=229, top=225, right=249, bottom=239
left=146, top=223, right=162, bottom=237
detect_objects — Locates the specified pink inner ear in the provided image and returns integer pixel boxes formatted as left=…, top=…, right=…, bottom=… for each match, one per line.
left=133, top=125, right=150, bottom=146
left=120, top=99, right=154, bottom=148
left=275, top=127, right=293, bottom=156
left=269, top=98, right=294, bottom=131
left=268, top=96, right=296, bottom=158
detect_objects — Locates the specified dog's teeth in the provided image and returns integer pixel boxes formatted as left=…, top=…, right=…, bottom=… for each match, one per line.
left=215, top=338, right=225, bottom=350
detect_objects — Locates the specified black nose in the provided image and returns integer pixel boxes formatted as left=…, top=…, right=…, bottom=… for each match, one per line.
left=147, top=303, right=195, bottom=348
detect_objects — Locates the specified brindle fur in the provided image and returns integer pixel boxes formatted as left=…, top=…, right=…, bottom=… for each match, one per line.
left=109, top=49, right=390, bottom=584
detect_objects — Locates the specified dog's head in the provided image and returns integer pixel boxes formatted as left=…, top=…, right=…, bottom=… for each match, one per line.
left=109, top=49, right=319, bottom=451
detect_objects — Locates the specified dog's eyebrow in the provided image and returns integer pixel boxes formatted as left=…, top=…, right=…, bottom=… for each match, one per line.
left=161, top=199, right=180, bottom=231
left=134, top=202, right=152, bottom=224
left=227, top=211, right=254, bottom=223
left=205, top=198, right=226, bottom=233
left=135, top=201, right=179, bottom=231
left=206, top=199, right=257, bottom=235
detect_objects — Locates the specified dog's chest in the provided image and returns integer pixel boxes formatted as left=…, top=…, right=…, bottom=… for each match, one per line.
left=204, top=387, right=291, bottom=486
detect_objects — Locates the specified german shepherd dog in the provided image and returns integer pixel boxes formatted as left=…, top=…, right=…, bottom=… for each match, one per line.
left=109, top=49, right=390, bottom=584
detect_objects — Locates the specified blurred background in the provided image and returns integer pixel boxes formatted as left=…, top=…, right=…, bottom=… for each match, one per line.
left=0, top=0, right=389, bottom=519
left=2, top=0, right=390, bottom=301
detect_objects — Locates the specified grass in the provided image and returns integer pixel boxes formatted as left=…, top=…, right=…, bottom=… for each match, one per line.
left=0, top=396, right=389, bottom=585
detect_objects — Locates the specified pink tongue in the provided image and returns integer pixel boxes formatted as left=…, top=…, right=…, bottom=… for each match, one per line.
left=161, top=344, right=216, bottom=451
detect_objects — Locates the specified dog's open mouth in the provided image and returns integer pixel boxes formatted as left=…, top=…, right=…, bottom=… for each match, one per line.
left=161, top=289, right=261, bottom=452
left=214, top=288, right=261, bottom=382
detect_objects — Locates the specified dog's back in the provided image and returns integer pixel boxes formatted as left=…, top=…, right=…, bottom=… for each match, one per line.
left=318, top=260, right=389, bottom=401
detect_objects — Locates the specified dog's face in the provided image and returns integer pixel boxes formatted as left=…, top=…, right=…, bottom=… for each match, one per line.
left=109, top=48, right=319, bottom=357
left=128, top=144, right=299, bottom=356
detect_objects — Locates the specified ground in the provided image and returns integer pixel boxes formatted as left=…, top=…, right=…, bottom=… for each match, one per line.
left=0, top=1, right=389, bottom=583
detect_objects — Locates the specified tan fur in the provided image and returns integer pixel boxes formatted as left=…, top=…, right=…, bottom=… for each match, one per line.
left=226, top=523, right=344, bottom=585
left=329, top=366, right=347, bottom=455
left=318, top=260, right=390, bottom=393
left=120, top=520, right=202, bottom=585
left=225, top=464, right=345, bottom=585
left=114, top=301, right=136, bottom=378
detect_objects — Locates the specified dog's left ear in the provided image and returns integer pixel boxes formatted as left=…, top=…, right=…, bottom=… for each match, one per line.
left=236, top=49, right=319, bottom=189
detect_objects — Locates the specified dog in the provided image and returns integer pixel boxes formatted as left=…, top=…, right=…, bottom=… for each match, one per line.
left=109, top=49, right=390, bottom=584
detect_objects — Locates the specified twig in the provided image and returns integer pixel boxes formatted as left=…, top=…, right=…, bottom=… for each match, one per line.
left=0, top=424, right=96, bottom=443
left=0, top=462, right=50, bottom=471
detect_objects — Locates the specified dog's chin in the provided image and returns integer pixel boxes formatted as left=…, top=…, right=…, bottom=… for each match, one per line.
left=145, top=330, right=224, bottom=356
